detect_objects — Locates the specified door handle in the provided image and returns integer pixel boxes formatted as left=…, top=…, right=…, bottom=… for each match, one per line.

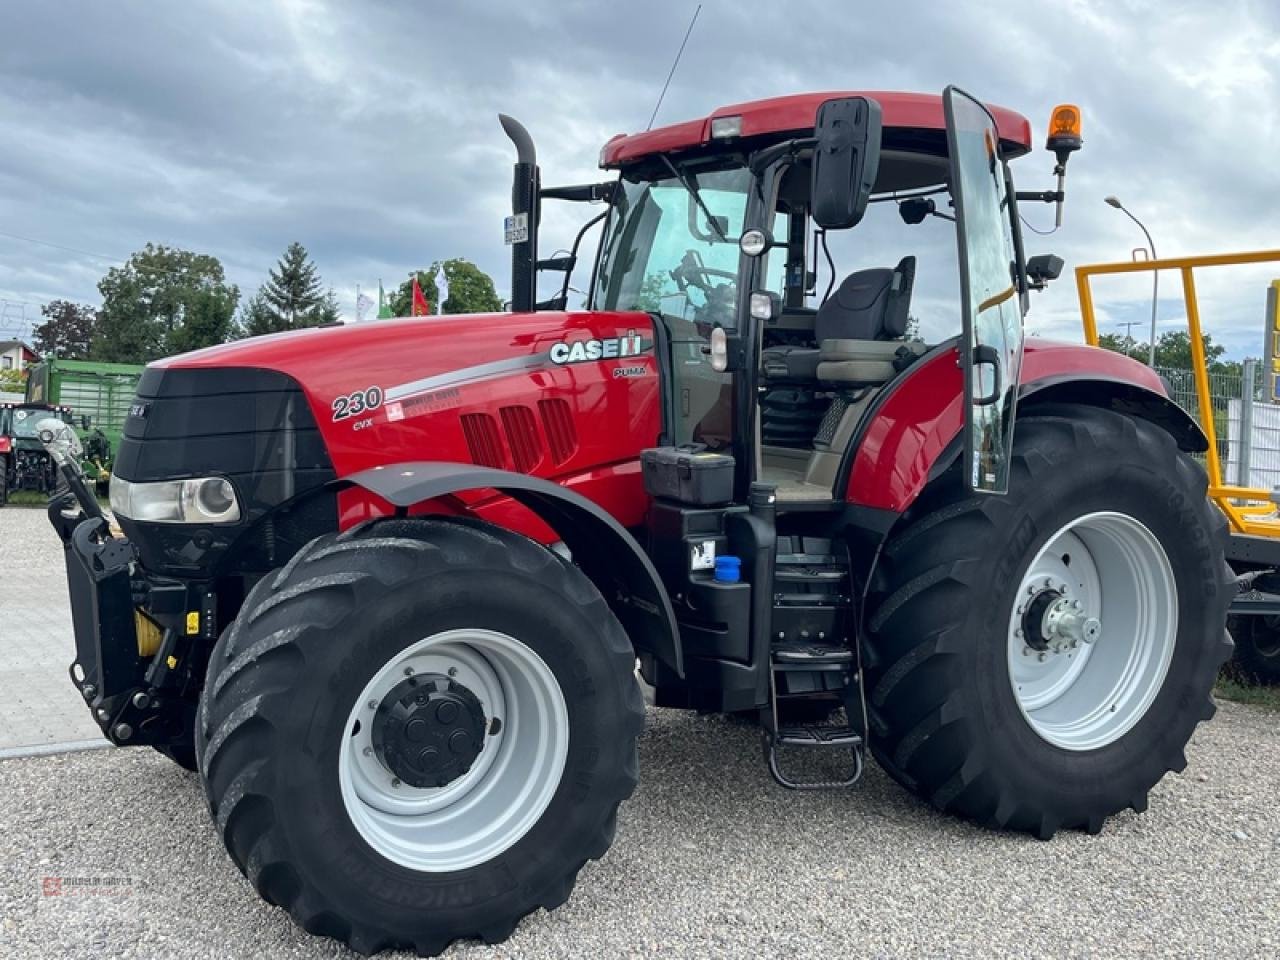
left=972, top=344, right=1002, bottom=406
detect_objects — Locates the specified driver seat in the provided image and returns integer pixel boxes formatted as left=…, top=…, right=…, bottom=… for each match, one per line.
left=761, top=256, right=918, bottom=383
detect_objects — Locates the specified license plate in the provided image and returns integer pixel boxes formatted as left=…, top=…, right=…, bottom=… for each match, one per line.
left=504, top=213, right=529, bottom=245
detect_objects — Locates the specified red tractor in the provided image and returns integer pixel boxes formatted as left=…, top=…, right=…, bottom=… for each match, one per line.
left=45, top=88, right=1231, bottom=955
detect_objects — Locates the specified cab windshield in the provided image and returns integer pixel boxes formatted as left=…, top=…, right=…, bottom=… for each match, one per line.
left=593, top=165, right=764, bottom=330
left=6, top=407, right=60, bottom=439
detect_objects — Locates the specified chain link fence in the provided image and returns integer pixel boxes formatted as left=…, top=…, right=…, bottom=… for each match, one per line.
left=1156, top=362, right=1280, bottom=491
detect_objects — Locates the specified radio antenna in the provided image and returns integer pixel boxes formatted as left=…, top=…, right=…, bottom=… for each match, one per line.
left=646, top=4, right=701, bottom=131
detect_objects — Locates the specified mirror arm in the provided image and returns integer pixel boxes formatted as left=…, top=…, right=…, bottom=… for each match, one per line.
left=1015, top=190, right=1064, bottom=204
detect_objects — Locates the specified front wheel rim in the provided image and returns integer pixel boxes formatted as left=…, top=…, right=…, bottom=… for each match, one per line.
left=1007, top=511, right=1178, bottom=751
left=338, top=628, right=569, bottom=872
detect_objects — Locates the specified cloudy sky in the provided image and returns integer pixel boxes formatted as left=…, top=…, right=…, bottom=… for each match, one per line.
left=2, top=0, right=1278, bottom=357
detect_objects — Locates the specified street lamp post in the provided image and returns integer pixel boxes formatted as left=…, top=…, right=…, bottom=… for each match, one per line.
left=1104, top=196, right=1159, bottom=367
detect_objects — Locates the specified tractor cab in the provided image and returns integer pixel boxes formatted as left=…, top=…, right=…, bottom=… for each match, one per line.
left=512, top=89, right=1079, bottom=508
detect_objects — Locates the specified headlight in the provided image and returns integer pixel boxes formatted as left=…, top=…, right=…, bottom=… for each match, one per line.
left=109, top=475, right=242, bottom=524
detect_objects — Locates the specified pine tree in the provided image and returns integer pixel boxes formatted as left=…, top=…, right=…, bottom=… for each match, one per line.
left=258, top=242, right=330, bottom=332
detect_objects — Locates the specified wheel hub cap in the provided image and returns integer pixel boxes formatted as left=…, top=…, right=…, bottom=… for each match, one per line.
left=372, top=675, right=486, bottom=788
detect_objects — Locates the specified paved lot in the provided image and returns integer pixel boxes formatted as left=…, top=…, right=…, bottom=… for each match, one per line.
left=0, top=507, right=101, bottom=751
left=1, top=506, right=1278, bottom=958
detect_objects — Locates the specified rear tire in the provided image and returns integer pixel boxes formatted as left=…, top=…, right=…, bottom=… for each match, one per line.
left=1227, top=616, right=1280, bottom=685
left=0, top=456, right=8, bottom=506
left=195, top=517, right=643, bottom=955
left=865, top=405, right=1233, bottom=838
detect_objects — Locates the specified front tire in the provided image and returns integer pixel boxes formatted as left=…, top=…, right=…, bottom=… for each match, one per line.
left=195, top=517, right=643, bottom=955
left=865, top=405, right=1233, bottom=838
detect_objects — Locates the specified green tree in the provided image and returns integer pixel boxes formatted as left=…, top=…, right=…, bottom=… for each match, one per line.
left=93, top=244, right=239, bottom=362
left=32, top=299, right=97, bottom=358
left=1095, top=329, right=1239, bottom=375
left=246, top=242, right=340, bottom=335
left=0, top=368, right=23, bottom=394
left=388, top=259, right=502, bottom=317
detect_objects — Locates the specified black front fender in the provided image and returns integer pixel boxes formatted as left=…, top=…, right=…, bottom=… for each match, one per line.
left=345, top=461, right=682, bottom=676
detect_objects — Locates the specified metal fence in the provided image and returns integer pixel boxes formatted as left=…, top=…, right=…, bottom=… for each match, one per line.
left=1156, top=361, right=1280, bottom=491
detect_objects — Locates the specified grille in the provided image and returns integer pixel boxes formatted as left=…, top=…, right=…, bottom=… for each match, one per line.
left=499, top=405, right=543, bottom=473
left=538, top=398, right=579, bottom=465
left=815, top=397, right=850, bottom=447
left=460, top=413, right=506, bottom=469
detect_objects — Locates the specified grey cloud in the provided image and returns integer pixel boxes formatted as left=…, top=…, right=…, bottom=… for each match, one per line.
left=0, top=0, right=1276, bottom=357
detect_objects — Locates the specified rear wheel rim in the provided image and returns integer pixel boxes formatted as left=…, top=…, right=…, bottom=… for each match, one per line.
left=338, top=628, right=569, bottom=872
left=1007, top=511, right=1177, bottom=751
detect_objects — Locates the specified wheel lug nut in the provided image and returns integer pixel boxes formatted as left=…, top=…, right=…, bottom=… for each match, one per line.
left=367, top=699, right=378, bottom=710
left=447, top=667, right=458, bottom=678
left=1038, top=652, right=1049, bottom=662
left=391, top=778, right=401, bottom=788
left=362, top=747, right=372, bottom=757
left=404, top=666, right=415, bottom=677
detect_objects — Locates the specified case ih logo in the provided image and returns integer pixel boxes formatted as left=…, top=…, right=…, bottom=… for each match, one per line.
left=549, top=332, right=645, bottom=365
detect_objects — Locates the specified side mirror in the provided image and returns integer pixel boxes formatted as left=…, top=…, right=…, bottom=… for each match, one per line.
left=1026, top=253, right=1064, bottom=289
left=80, top=416, right=91, bottom=431
left=811, top=97, right=883, bottom=230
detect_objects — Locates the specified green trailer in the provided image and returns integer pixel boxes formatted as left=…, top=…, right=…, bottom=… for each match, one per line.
left=25, top=358, right=143, bottom=452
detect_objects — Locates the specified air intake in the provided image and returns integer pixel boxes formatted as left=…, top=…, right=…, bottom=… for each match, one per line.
left=460, top=413, right=506, bottom=469
left=538, top=398, right=578, bottom=465
left=499, top=405, right=543, bottom=473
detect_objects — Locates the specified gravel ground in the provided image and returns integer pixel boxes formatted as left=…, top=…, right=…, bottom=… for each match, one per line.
left=1, top=699, right=1277, bottom=959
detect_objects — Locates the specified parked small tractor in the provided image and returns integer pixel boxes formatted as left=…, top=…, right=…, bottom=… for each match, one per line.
left=45, top=88, right=1232, bottom=955
left=0, top=400, right=77, bottom=505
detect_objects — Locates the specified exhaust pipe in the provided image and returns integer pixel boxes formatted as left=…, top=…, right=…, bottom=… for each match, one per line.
left=499, top=114, right=539, bottom=312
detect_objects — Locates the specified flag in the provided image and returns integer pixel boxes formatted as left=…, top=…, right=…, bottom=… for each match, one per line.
left=435, top=265, right=450, bottom=314
left=356, top=290, right=373, bottom=322
left=377, top=280, right=392, bottom=319
left=411, top=277, right=430, bottom=316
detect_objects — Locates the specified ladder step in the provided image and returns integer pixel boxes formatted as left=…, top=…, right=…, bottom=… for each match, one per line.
left=776, top=723, right=861, bottom=747
left=775, top=567, right=845, bottom=583
left=772, top=643, right=853, bottom=665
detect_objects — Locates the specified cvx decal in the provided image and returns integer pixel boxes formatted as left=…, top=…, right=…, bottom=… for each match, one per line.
left=550, top=331, right=645, bottom=365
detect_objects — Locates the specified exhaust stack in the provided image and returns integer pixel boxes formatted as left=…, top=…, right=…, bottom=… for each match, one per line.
left=499, top=114, right=539, bottom=312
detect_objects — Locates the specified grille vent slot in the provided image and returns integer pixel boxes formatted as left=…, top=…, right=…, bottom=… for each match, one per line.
left=499, top=405, right=543, bottom=473
left=538, top=398, right=579, bottom=465
left=460, top=413, right=506, bottom=469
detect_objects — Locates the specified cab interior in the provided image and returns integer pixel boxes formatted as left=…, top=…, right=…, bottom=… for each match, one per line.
left=755, top=148, right=953, bottom=503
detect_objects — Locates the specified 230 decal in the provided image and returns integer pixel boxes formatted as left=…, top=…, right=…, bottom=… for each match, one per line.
left=332, top=385, right=384, bottom=421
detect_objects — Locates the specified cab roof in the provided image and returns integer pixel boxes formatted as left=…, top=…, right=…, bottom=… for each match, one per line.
left=600, top=91, right=1033, bottom=168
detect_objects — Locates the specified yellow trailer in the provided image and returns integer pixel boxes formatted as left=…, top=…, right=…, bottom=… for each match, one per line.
left=1076, top=248, right=1280, bottom=683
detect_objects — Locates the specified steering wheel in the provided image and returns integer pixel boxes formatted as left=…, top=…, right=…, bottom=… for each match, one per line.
left=670, top=249, right=735, bottom=293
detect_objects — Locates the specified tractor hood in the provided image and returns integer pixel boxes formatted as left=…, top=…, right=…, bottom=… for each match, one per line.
left=153, top=309, right=660, bottom=475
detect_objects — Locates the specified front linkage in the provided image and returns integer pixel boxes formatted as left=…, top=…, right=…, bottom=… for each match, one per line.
left=43, top=422, right=208, bottom=754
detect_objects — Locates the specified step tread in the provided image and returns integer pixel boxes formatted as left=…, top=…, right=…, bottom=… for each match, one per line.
left=772, top=643, right=854, bottom=663
left=776, top=722, right=862, bottom=746
left=775, top=567, right=846, bottom=582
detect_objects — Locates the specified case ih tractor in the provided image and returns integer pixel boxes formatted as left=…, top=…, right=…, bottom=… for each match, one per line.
left=45, top=88, right=1231, bottom=955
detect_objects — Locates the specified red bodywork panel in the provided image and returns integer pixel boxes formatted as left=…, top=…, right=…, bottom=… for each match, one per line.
left=0, top=436, right=10, bottom=454
left=158, top=319, right=1167, bottom=534
left=602, top=91, right=1033, bottom=167
left=157, top=312, right=662, bottom=540
left=845, top=339, right=1170, bottom=512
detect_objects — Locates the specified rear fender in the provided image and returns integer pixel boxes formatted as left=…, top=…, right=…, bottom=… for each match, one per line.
left=844, top=339, right=1207, bottom=515
left=345, top=461, right=682, bottom=676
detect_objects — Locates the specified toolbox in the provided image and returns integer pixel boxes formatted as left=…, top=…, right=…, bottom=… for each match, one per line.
left=641, top=445, right=735, bottom=506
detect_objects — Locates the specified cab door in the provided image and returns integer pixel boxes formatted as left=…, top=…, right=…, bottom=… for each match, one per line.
left=944, top=86, right=1025, bottom=494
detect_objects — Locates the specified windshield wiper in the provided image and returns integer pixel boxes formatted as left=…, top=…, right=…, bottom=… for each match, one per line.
left=658, top=155, right=728, bottom=242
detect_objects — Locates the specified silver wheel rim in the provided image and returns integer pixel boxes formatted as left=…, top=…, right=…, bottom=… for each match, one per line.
left=338, top=629, right=569, bottom=872
left=1007, top=511, right=1177, bottom=751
